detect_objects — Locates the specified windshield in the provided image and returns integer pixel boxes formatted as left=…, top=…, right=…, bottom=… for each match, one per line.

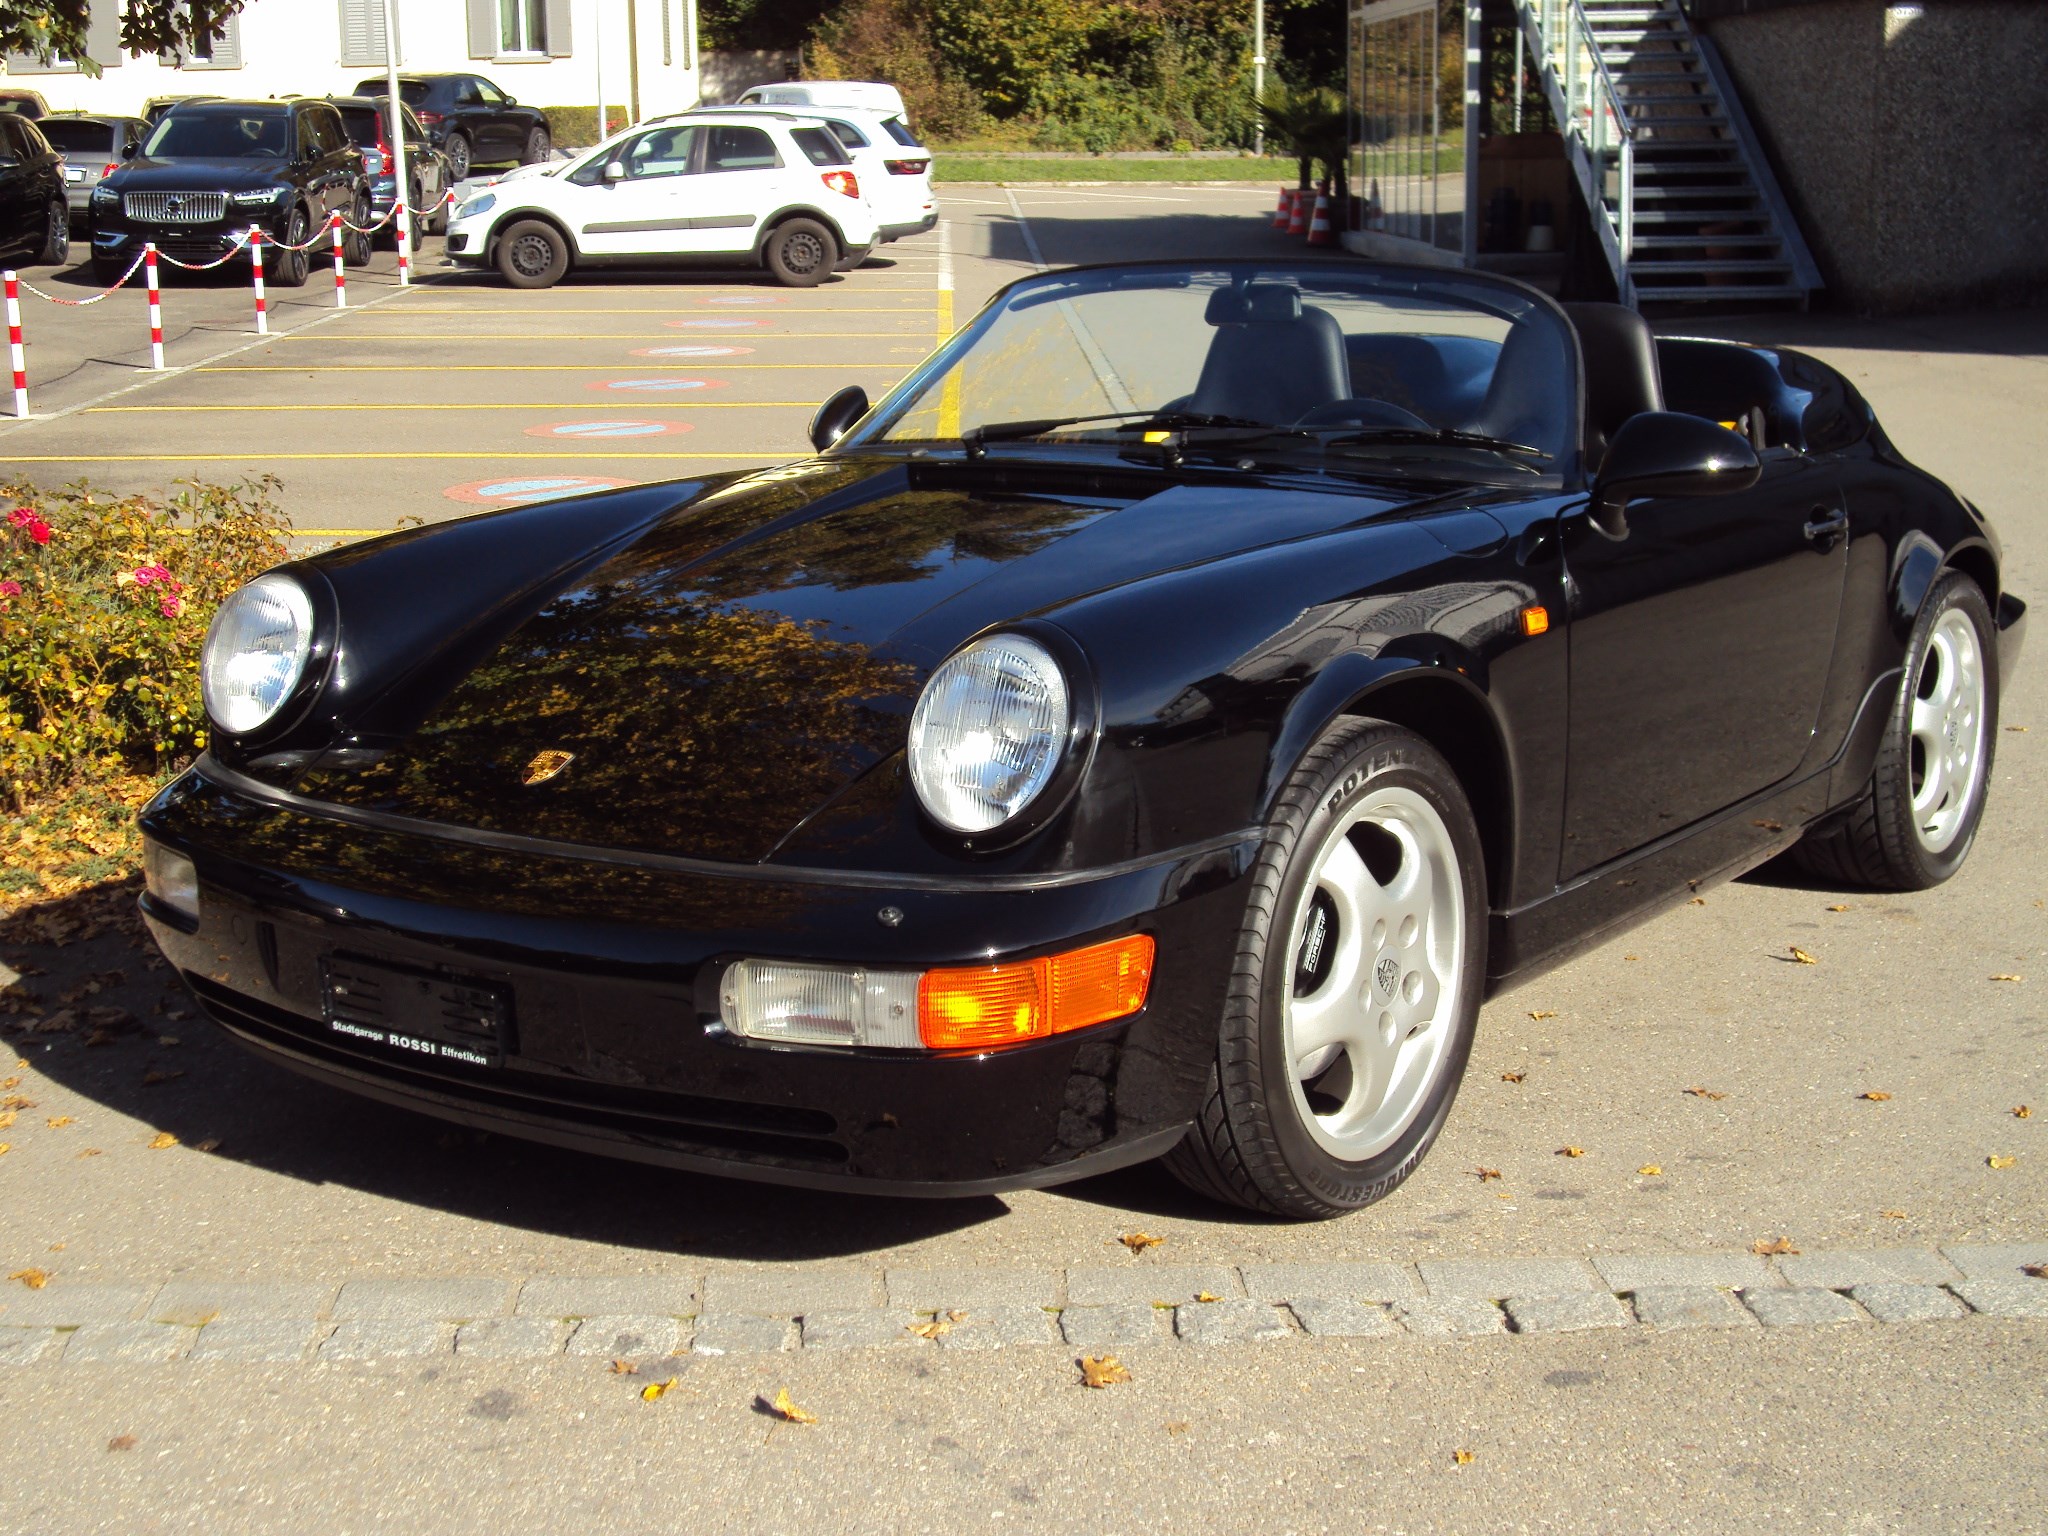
left=144, top=110, right=290, bottom=159
left=854, top=264, right=1575, bottom=478
left=40, top=120, right=113, bottom=155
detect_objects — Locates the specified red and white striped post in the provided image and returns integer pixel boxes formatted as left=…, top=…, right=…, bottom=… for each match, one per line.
left=145, top=243, right=164, bottom=370
left=248, top=227, right=268, bottom=335
left=394, top=199, right=411, bottom=287
left=4, top=270, right=26, bottom=417
left=330, top=212, right=346, bottom=309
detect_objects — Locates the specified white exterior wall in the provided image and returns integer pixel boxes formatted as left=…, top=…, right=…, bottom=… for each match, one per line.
left=4, top=1, right=701, bottom=126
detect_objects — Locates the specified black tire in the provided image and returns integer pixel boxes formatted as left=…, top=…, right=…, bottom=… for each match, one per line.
left=272, top=206, right=310, bottom=287
left=445, top=132, right=472, bottom=181
left=36, top=200, right=68, bottom=266
left=339, top=200, right=373, bottom=269
left=763, top=217, right=837, bottom=288
left=1790, top=571, right=1999, bottom=890
left=495, top=218, right=569, bottom=289
left=1163, top=719, right=1487, bottom=1219
left=521, top=126, right=552, bottom=165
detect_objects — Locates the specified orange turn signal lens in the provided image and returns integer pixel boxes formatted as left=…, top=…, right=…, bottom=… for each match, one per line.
left=918, top=935, right=1156, bottom=1051
left=1518, top=604, right=1551, bottom=637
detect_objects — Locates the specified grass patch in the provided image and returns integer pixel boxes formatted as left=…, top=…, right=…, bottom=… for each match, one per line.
left=934, top=155, right=1298, bottom=184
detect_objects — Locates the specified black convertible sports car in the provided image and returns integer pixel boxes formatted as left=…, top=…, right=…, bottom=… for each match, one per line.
left=139, top=260, right=2026, bottom=1218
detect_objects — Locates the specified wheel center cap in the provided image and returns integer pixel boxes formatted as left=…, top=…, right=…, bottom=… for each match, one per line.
left=1374, top=955, right=1400, bottom=999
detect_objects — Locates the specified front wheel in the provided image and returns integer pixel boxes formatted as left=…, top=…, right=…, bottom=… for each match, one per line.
left=272, top=206, right=310, bottom=287
left=1791, top=571, right=1999, bottom=889
left=444, top=132, right=472, bottom=182
left=1164, top=719, right=1486, bottom=1219
left=495, top=218, right=569, bottom=289
left=763, top=217, right=836, bottom=287
left=521, top=126, right=552, bottom=165
left=339, top=201, right=373, bottom=268
left=36, top=200, right=68, bottom=266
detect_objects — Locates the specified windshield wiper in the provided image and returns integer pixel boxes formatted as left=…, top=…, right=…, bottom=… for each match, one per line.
left=961, top=410, right=1268, bottom=457
left=1324, top=427, right=1547, bottom=458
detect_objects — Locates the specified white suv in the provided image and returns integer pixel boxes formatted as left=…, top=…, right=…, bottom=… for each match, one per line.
left=444, top=113, right=878, bottom=289
left=697, top=106, right=936, bottom=245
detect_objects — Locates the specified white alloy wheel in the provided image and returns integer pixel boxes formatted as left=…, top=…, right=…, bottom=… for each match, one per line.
left=1908, top=606, right=1987, bottom=854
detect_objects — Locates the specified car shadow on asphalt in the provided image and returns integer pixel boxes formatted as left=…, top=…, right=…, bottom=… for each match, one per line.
left=2, top=880, right=1012, bottom=1263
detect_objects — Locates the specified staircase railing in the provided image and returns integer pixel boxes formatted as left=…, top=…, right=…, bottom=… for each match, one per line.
left=1518, top=0, right=1639, bottom=303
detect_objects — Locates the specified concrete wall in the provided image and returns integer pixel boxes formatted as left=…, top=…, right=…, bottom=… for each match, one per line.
left=1699, top=0, right=2048, bottom=311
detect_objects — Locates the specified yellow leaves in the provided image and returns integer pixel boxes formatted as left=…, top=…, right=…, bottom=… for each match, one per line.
left=146, top=1131, right=176, bottom=1149
left=1474, top=1167, right=1502, bottom=1182
left=1751, top=818, right=1784, bottom=832
left=0, top=1144, right=9, bottom=1156
left=1689, top=896, right=1706, bottom=906
left=1164, top=1420, right=1190, bottom=1436
left=1556, top=1146, right=1585, bottom=1158
left=1637, top=1165, right=1663, bottom=1177
left=9, top=1268, right=49, bottom=1288
left=1989, top=974, right=2024, bottom=983
left=2014, top=1106, right=2032, bottom=1120
left=768, top=1387, right=818, bottom=1423
left=1, top=1095, right=35, bottom=1111
left=1117, top=1232, right=1164, bottom=1254
left=0, top=1112, right=13, bottom=1129
left=1078, top=1355, right=1131, bottom=1389
left=106, top=1435, right=138, bottom=1452
left=44, top=1115, right=71, bottom=1128
left=907, top=1310, right=966, bottom=1340
left=76, top=1148, right=102, bottom=1159
left=1191, top=1291, right=1222, bottom=1304
left=0, top=1076, right=16, bottom=1091
left=1751, top=1236, right=1799, bottom=1256
left=639, top=1377, right=677, bottom=1402
left=1500, top=1070, right=1526, bottom=1084
left=1880, top=1209, right=1908, bottom=1220
left=1683, top=1087, right=1728, bottom=1101
left=1858, top=1091, right=1893, bottom=1103
left=1452, top=1449, right=1475, bottom=1466
left=1787, top=946, right=1818, bottom=965
left=1987, top=1155, right=2017, bottom=1170
left=1825, top=903, right=1851, bottom=913
left=1526, top=1010, right=1557, bottom=1021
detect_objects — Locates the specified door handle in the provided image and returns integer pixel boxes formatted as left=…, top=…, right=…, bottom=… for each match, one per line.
left=1803, top=507, right=1848, bottom=542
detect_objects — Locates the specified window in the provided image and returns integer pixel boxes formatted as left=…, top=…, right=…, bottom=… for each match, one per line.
left=499, top=0, right=546, bottom=55
left=474, top=78, right=509, bottom=106
left=176, top=8, right=244, bottom=71
left=0, top=118, right=25, bottom=165
left=338, top=0, right=398, bottom=71
left=823, top=119, right=869, bottom=150
left=468, top=0, right=569, bottom=59
left=619, top=126, right=695, bottom=179
left=790, top=127, right=850, bottom=167
left=5, top=9, right=120, bottom=74
left=39, top=120, right=119, bottom=157
left=704, top=127, right=779, bottom=173
left=306, top=107, right=347, bottom=157
left=147, top=112, right=288, bottom=159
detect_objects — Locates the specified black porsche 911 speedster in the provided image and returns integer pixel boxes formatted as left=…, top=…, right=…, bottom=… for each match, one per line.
left=140, top=260, right=2026, bottom=1218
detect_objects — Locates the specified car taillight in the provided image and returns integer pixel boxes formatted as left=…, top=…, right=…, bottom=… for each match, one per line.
left=417, top=111, right=443, bottom=126
left=884, top=159, right=930, bottom=176
left=101, top=162, right=119, bottom=178
left=821, top=169, right=860, bottom=199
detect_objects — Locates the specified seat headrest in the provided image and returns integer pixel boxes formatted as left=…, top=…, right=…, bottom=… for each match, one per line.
left=1561, top=301, right=1664, bottom=445
left=1205, top=284, right=1304, bottom=325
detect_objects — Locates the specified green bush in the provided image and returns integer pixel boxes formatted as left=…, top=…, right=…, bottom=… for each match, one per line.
left=538, top=106, right=632, bottom=148
left=0, top=478, right=293, bottom=811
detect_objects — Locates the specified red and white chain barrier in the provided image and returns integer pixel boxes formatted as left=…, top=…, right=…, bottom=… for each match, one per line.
left=146, top=244, right=163, bottom=370
left=15, top=248, right=146, bottom=306
left=5, top=271, right=25, bottom=418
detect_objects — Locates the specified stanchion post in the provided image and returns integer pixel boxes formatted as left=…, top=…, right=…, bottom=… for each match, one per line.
left=249, top=226, right=267, bottom=335
left=145, top=243, right=164, bottom=370
left=395, top=198, right=411, bottom=287
left=330, top=211, right=346, bottom=309
left=4, top=269, right=25, bottom=417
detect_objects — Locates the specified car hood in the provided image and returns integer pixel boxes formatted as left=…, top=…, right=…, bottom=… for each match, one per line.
left=110, top=156, right=294, bottom=191
left=290, top=456, right=1438, bottom=863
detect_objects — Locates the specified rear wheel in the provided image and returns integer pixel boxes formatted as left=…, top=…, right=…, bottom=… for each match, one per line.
left=1163, top=719, right=1486, bottom=1218
left=444, top=132, right=472, bottom=181
left=1791, top=571, right=1998, bottom=889
left=339, top=199, right=373, bottom=268
left=521, top=126, right=552, bottom=165
left=496, top=218, right=569, bottom=289
left=272, top=206, right=310, bottom=287
left=763, top=217, right=836, bottom=287
left=36, top=200, right=68, bottom=266
left=426, top=185, right=450, bottom=237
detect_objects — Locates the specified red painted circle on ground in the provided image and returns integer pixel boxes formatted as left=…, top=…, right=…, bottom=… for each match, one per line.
left=443, top=475, right=635, bottom=506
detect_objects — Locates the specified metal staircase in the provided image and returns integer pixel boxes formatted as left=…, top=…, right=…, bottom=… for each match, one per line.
left=1516, top=0, right=1821, bottom=308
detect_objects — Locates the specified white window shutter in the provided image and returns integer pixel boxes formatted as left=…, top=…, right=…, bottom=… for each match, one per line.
left=466, top=0, right=497, bottom=59
left=545, top=0, right=574, bottom=58
left=87, top=7, right=124, bottom=67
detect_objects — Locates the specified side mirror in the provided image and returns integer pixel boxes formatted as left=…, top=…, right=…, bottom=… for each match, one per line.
left=1589, top=411, right=1761, bottom=538
left=121, top=141, right=139, bottom=160
left=503, top=94, right=517, bottom=106
left=603, top=160, right=625, bottom=183
left=809, top=385, right=869, bottom=452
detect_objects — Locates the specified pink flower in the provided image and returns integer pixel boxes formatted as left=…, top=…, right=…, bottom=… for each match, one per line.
left=0, top=580, right=19, bottom=598
left=159, top=594, right=182, bottom=619
left=5, top=507, right=33, bottom=527
left=133, top=563, right=173, bottom=587
left=26, top=518, right=49, bottom=546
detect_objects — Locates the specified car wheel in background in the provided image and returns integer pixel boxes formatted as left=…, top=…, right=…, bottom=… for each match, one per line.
left=273, top=206, right=311, bottom=287
left=1163, top=719, right=1487, bottom=1219
left=1791, top=570, right=1998, bottom=890
left=763, top=217, right=836, bottom=288
left=522, top=126, right=551, bottom=164
left=426, top=188, right=449, bottom=237
left=36, top=200, right=68, bottom=266
left=496, top=218, right=569, bottom=289
left=339, top=199, right=373, bottom=267
left=445, top=132, right=472, bottom=181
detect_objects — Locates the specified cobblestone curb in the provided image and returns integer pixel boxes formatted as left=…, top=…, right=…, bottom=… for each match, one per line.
left=0, top=1244, right=2040, bottom=1364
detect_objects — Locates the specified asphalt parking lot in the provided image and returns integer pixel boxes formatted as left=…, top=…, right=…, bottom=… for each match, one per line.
left=1, top=185, right=2043, bottom=1530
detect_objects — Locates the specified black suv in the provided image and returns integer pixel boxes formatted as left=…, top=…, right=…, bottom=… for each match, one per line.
left=89, top=99, right=371, bottom=286
left=352, top=73, right=551, bottom=180
left=0, top=112, right=68, bottom=267
left=324, top=96, right=453, bottom=245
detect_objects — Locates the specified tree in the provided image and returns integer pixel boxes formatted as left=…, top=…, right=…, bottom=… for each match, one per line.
left=1, top=1, right=249, bottom=76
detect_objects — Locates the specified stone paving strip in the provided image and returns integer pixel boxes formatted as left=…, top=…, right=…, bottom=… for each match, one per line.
left=0, top=1244, right=2041, bottom=1366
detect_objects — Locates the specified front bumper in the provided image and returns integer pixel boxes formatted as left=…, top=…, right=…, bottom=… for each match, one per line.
left=92, top=208, right=286, bottom=261
left=138, top=764, right=1254, bottom=1196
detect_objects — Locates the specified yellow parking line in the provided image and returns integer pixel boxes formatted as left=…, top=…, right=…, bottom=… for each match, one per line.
left=384, top=305, right=941, bottom=314
left=6, top=452, right=785, bottom=462
left=202, top=364, right=911, bottom=372
left=87, top=401, right=824, bottom=411
left=273, top=332, right=934, bottom=342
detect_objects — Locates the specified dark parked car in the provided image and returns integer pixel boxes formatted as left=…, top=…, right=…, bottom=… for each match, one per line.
left=38, top=112, right=150, bottom=229
left=0, top=88, right=51, bottom=119
left=140, top=261, right=2026, bottom=1217
left=352, top=72, right=550, bottom=181
left=141, top=95, right=225, bottom=127
left=0, top=111, right=68, bottom=266
left=324, top=95, right=452, bottom=244
left=89, top=98, right=371, bottom=287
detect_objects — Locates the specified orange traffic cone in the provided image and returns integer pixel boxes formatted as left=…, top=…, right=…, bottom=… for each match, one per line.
left=1271, top=186, right=1293, bottom=230
left=1306, top=190, right=1334, bottom=246
left=1285, top=189, right=1308, bottom=237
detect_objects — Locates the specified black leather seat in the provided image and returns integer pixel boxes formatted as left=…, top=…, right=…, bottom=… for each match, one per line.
left=1562, top=301, right=1665, bottom=470
left=1464, top=321, right=1566, bottom=452
left=1186, top=285, right=1351, bottom=424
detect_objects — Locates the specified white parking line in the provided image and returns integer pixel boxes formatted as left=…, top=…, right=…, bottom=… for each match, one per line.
left=1003, top=188, right=1047, bottom=271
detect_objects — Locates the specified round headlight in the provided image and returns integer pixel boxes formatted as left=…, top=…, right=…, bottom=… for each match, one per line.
left=201, top=572, right=314, bottom=736
left=908, top=634, right=1070, bottom=835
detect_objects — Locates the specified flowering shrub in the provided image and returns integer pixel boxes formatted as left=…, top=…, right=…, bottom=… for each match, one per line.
left=0, top=478, right=293, bottom=811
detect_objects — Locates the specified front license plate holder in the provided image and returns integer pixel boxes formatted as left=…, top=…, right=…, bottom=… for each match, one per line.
left=319, top=952, right=512, bottom=1069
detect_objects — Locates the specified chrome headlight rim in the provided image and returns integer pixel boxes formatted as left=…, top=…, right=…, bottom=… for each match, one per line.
left=199, top=565, right=336, bottom=744
left=906, top=622, right=1098, bottom=850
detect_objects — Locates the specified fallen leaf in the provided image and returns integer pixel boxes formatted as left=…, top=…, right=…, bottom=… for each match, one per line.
left=0, top=1112, right=14, bottom=1128
left=1165, top=1421, right=1190, bottom=1436
left=770, top=1387, right=818, bottom=1423
left=1989, top=974, right=2024, bottom=983
left=1689, top=896, right=1706, bottom=906
left=1500, top=1070, right=1525, bottom=1084
left=2006, top=725, right=2028, bottom=732
left=0, top=1144, right=10, bottom=1156
left=1751, top=1236, right=1799, bottom=1256
left=1751, top=818, right=1784, bottom=832
left=1557, top=1146, right=1585, bottom=1158
left=106, top=1435, right=137, bottom=1452
left=1683, top=1087, right=1728, bottom=1101
left=1624, top=954, right=1639, bottom=962
left=47, top=1243, right=63, bottom=1252
left=1527, top=1010, right=1557, bottom=1021
left=1079, top=1355, right=1131, bottom=1389
left=1474, top=1167, right=1502, bottom=1182
left=639, top=1377, right=676, bottom=1401
left=1117, top=1232, right=1165, bottom=1253
left=1988, top=1155, right=2016, bottom=1169
left=1825, top=903, right=1851, bottom=912
left=146, top=1132, right=176, bottom=1150
left=608, top=1360, right=638, bottom=1375
left=193, top=1137, right=221, bottom=1153
left=0, top=1076, right=16, bottom=1090
left=1192, top=1291, right=1222, bottom=1304
left=1859, top=1091, right=1893, bottom=1103
left=2, top=1096, right=35, bottom=1110
left=1638, top=1164, right=1663, bottom=1177
left=141, top=1069, right=185, bottom=1087
left=10, top=1268, right=49, bottom=1288
left=907, top=1309, right=967, bottom=1340
left=2022, top=1263, right=2048, bottom=1280
left=2014, top=1106, right=2032, bottom=1120
left=1452, top=1449, right=1475, bottom=1466
left=1881, top=1209, right=1908, bottom=1220
left=76, top=1148, right=102, bottom=1159
left=1787, top=946, right=1818, bottom=965
left=45, top=1115, right=71, bottom=1128
left=156, top=1036, right=180, bottom=1048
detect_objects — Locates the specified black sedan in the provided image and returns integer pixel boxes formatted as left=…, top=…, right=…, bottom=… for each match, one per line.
left=0, top=110, right=68, bottom=266
left=354, top=73, right=551, bottom=181
left=324, top=95, right=453, bottom=244
left=89, top=98, right=371, bottom=287
left=140, top=261, right=2026, bottom=1218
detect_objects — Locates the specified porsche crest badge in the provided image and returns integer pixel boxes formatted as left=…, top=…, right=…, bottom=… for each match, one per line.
left=521, top=749, right=576, bottom=786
